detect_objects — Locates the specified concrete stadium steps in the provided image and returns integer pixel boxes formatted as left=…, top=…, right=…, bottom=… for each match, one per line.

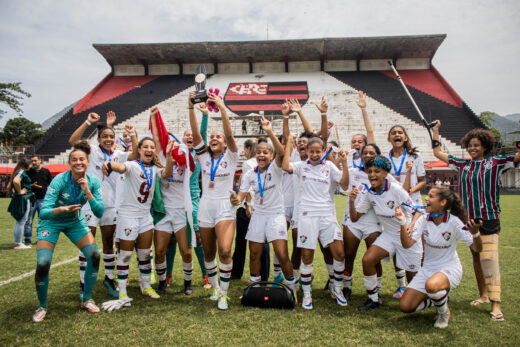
left=46, top=71, right=468, bottom=165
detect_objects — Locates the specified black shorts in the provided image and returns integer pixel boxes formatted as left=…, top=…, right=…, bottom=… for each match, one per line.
left=479, top=219, right=501, bottom=235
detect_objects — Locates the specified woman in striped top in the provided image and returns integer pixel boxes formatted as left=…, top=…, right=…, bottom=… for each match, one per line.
left=432, top=120, right=520, bottom=321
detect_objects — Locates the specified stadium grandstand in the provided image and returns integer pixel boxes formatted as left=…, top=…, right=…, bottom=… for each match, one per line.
left=25, top=34, right=519, bottom=188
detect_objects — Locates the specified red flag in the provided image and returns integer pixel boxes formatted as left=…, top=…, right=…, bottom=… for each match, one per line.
left=149, top=110, right=169, bottom=156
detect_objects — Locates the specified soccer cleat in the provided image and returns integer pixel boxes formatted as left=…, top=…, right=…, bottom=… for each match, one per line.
left=358, top=298, right=381, bottom=311
left=81, top=299, right=100, bottom=313
left=331, top=286, right=348, bottom=307
left=342, top=287, right=352, bottom=302
left=272, top=273, right=285, bottom=288
left=103, top=276, right=119, bottom=298
left=302, top=293, right=313, bottom=310
left=433, top=310, right=451, bottom=329
left=14, top=243, right=31, bottom=249
left=217, top=294, right=230, bottom=310
left=166, top=274, right=173, bottom=288
left=393, top=286, right=406, bottom=299
left=184, top=280, right=193, bottom=295
left=210, top=288, right=221, bottom=301
left=142, top=287, right=160, bottom=299
left=32, top=307, right=47, bottom=323
left=202, top=275, right=211, bottom=289
left=157, top=280, right=167, bottom=295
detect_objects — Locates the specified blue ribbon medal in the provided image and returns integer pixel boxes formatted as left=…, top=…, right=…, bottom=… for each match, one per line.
left=70, top=173, right=80, bottom=219
left=209, top=154, right=223, bottom=189
left=389, top=148, right=407, bottom=182
left=257, top=164, right=270, bottom=205
left=138, top=160, right=153, bottom=190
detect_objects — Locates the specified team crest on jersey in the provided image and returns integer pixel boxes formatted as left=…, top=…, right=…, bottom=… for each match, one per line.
left=41, top=230, right=50, bottom=238
left=386, top=200, right=395, bottom=209
left=442, top=231, right=451, bottom=241
left=62, top=193, right=70, bottom=199
left=484, top=161, right=493, bottom=170
left=266, top=173, right=272, bottom=181
left=220, top=161, right=228, bottom=169
left=299, top=235, right=308, bottom=243
left=321, top=169, right=330, bottom=178
left=85, top=214, right=92, bottom=222
left=124, top=228, right=132, bottom=236
left=96, top=165, right=101, bottom=170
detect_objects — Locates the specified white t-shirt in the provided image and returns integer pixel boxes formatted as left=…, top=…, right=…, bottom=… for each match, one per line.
left=356, top=179, right=414, bottom=236
left=344, top=168, right=378, bottom=226
left=158, top=165, right=187, bottom=209
left=239, top=157, right=258, bottom=209
left=118, top=160, right=158, bottom=218
left=291, top=160, right=342, bottom=216
left=239, top=161, right=284, bottom=214
left=87, top=146, right=130, bottom=208
left=347, top=152, right=364, bottom=169
left=282, top=149, right=301, bottom=208
left=435, top=180, right=442, bottom=186
left=412, top=214, right=473, bottom=270
left=384, top=151, right=425, bottom=205
left=196, top=145, right=239, bottom=200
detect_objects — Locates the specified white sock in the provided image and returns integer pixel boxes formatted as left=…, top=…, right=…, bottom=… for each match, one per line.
left=415, top=298, right=433, bottom=312
left=219, top=261, right=233, bottom=295
left=79, top=251, right=86, bottom=285
left=300, top=263, right=313, bottom=294
left=333, top=259, right=344, bottom=290
left=363, top=274, right=379, bottom=302
left=137, top=248, right=152, bottom=290
left=204, top=259, right=219, bottom=289
left=395, top=270, right=406, bottom=287
left=377, top=276, right=383, bottom=290
left=250, top=275, right=261, bottom=283
left=102, top=252, right=115, bottom=280
left=156, top=261, right=167, bottom=281
left=273, top=253, right=282, bottom=278
left=293, top=269, right=299, bottom=280
left=428, top=289, right=449, bottom=314
left=182, top=261, right=193, bottom=281
left=116, top=250, right=133, bottom=296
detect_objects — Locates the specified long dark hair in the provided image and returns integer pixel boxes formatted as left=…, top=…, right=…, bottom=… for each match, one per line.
left=8, top=158, right=30, bottom=194
left=244, top=139, right=257, bottom=159
left=433, top=187, right=467, bottom=223
left=388, top=125, right=418, bottom=158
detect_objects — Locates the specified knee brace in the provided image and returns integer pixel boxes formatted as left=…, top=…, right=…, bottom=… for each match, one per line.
left=480, top=234, right=501, bottom=302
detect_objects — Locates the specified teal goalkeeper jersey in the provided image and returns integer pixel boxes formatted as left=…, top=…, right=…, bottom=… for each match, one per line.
left=39, top=171, right=104, bottom=222
left=189, top=114, right=208, bottom=200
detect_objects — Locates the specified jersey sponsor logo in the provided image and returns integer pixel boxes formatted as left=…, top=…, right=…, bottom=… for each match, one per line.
left=423, top=229, right=429, bottom=237
left=442, top=231, right=451, bottom=241
left=224, top=82, right=309, bottom=116
left=41, top=230, right=50, bottom=238
left=386, top=200, right=395, bottom=209
left=62, top=193, right=70, bottom=199
left=299, top=235, right=308, bottom=244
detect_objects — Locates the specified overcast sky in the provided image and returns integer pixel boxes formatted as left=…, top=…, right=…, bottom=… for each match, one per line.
left=1, top=0, right=519, bottom=126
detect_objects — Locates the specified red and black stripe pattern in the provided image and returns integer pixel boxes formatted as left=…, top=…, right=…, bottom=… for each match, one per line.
left=224, top=81, right=309, bottom=116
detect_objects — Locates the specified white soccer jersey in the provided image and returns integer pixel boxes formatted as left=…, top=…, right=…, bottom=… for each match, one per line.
left=282, top=149, right=300, bottom=208
left=239, top=161, right=284, bottom=214
left=291, top=160, right=342, bottom=216
left=118, top=160, right=158, bottom=218
left=412, top=213, right=473, bottom=270
left=384, top=151, right=425, bottom=204
left=239, top=157, right=257, bottom=209
left=347, top=153, right=364, bottom=169
left=356, top=179, right=414, bottom=236
left=343, top=168, right=378, bottom=225
left=158, top=165, right=187, bottom=209
left=197, top=147, right=239, bottom=200
left=87, top=146, right=130, bottom=208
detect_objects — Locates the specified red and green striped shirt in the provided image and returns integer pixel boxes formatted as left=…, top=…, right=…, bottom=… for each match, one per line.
left=448, top=154, right=517, bottom=220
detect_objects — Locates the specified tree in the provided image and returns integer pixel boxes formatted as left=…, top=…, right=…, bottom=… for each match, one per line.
left=478, top=111, right=502, bottom=143
left=0, top=117, right=44, bottom=146
left=0, top=82, right=31, bottom=118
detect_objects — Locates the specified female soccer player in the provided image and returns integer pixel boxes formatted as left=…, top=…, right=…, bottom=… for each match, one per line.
left=384, top=125, right=426, bottom=299
left=350, top=156, right=421, bottom=311
left=103, top=136, right=162, bottom=303
left=231, top=117, right=298, bottom=291
left=398, top=187, right=483, bottom=328
left=189, top=91, right=238, bottom=310
left=432, top=121, right=520, bottom=321
left=8, top=158, right=35, bottom=249
left=32, top=141, right=103, bottom=322
left=69, top=111, right=137, bottom=298
left=282, top=134, right=349, bottom=310
left=341, top=143, right=385, bottom=301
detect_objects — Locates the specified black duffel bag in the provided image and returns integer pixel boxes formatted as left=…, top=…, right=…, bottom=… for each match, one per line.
left=241, top=281, right=295, bottom=309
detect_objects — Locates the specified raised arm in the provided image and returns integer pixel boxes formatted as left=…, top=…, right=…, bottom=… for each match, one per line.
left=126, top=124, right=139, bottom=161
left=261, top=116, right=285, bottom=167
left=289, top=99, right=313, bottom=133
left=316, top=97, right=329, bottom=143
left=282, top=135, right=295, bottom=173
left=210, top=93, right=237, bottom=152
left=337, top=149, right=349, bottom=190
left=197, top=103, right=209, bottom=143
left=106, top=111, right=116, bottom=128
left=188, top=92, right=203, bottom=147
left=356, top=91, right=375, bottom=144
left=402, top=161, right=413, bottom=193
left=432, top=120, right=449, bottom=163
left=281, top=101, right=290, bottom=145
left=396, top=206, right=416, bottom=249
left=348, top=188, right=363, bottom=222
left=149, top=106, right=162, bottom=156
left=161, top=141, right=176, bottom=179
left=69, top=113, right=100, bottom=145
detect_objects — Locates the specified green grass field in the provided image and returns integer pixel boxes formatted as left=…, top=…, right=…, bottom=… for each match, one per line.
left=1, top=196, right=519, bottom=346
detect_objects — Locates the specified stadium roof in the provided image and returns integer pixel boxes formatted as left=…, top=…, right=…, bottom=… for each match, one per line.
left=93, top=34, right=446, bottom=65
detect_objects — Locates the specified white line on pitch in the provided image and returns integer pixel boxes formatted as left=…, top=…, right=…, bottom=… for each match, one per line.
left=0, top=257, right=76, bottom=287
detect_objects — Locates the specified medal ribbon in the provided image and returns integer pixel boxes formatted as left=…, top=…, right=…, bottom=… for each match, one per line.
left=102, top=148, right=112, bottom=162
left=353, top=149, right=364, bottom=169
left=138, top=160, right=153, bottom=189
left=257, top=164, right=270, bottom=200
left=70, top=173, right=79, bottom=205
left=363, top=179, right=387, bottom=196
left=389, top=148, right=407, bottom=177
left=320, top=147, right=334, bottom=164
left=210, top=154, right=224, bottom=182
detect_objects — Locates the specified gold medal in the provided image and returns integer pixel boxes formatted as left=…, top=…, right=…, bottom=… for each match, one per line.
left=259, top=197, right=264, bottom=205
left=208, top=180, right=215, bottom=189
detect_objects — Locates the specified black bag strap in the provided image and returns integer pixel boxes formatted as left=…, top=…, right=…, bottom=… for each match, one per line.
left=243, top=281, right=294, bottom=297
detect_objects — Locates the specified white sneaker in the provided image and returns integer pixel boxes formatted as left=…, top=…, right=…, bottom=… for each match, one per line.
left=32, top=307, right=47, bottom=322
left=434, top=310, right=450, bottom=329
left=302, top=293, right=313, bottom=310
left=217, top=294, right=229, bottom=311
left=210, top=287, right=221, bottom=301
left=14, top=243, right=31, bottom=249
left=81, top=299, right=100, bottom=313
left=331, top=286, right=348, bottom=307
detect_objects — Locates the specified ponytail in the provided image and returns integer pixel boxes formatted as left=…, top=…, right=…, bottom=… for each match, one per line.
left=434, top=187, right=467, bottom=223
